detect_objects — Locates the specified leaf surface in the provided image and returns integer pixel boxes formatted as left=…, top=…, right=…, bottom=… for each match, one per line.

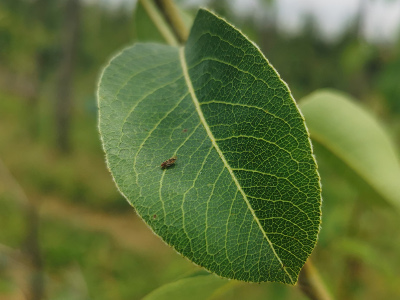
left=299, top=89, right=400, bottom=210
left=98, top=9, right=321, bottom=284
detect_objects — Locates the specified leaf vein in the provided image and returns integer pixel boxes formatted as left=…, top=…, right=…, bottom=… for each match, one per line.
left=200, top=100, right=289, bottom=126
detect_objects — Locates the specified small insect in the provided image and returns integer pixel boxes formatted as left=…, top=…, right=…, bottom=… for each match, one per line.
left=161, top=155, right=177, bottom=169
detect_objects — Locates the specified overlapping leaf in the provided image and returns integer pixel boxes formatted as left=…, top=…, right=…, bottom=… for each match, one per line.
left=98, top=9, right=321, bottom=283
left=299, top=89, right=400, bottom=210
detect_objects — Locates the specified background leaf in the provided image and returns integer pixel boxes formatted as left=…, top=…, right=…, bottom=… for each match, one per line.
left=142, top=274, right=231, bottom=300
left=98, top=9, right=321, bottom=284
left=299, top=89, right=400, bottom=210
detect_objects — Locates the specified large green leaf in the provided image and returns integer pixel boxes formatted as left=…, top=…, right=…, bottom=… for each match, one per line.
left=143, top=274, right=230, bottom=300
left=98, top=9, right=321, bottom=284
left=299, top=89, right=400, bottom=210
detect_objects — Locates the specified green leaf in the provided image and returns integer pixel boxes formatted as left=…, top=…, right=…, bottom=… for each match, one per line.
left=299, top=89, right=400, bottom=210
left=98, top=9, right=321, bottom=284
left=143, top=274, right=231, bottom=300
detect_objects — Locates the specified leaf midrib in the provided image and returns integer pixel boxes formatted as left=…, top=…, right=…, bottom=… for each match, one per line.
left=179, top=47, right=293, bottom=283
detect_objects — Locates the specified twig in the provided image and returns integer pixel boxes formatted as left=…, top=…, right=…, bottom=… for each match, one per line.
left=139, top=0, right=179, bottom=46
left=297, top=259, right=333, bottom=300
left=155, top=0, right=189, bottom=43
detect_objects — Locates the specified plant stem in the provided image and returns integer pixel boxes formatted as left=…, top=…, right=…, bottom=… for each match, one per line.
left=297, top=259, right=333, bottom=300
left=155, top=0, right=189, bottom=43
left=139, top=0, right=179, bottom=46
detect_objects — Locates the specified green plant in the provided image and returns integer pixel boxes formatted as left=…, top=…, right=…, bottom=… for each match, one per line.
left=97, top=1, right=400, bottom=299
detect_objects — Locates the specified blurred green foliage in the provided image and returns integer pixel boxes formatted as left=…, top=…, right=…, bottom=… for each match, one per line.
left=0, top=0, right=400, bottom=299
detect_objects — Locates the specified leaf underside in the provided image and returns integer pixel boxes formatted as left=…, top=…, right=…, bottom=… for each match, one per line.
left=98, top=9, right=321, bottom=284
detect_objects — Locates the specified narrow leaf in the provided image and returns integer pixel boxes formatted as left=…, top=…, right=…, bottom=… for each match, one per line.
left=299, top=89, right=400, bottom=210
left=98, top=9, right=321, bottom=284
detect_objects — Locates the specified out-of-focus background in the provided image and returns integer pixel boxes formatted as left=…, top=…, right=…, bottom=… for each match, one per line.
left=1, top=0, right=399, bottom=299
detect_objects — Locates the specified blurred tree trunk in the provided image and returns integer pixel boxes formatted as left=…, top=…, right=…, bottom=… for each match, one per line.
left=22, top=206, right=43, bottom=300
left=28, top=0, right=49, bottom=139
left=55, top=0, right=80, bottom=153
left=0, top=159, right=44, bottom=300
